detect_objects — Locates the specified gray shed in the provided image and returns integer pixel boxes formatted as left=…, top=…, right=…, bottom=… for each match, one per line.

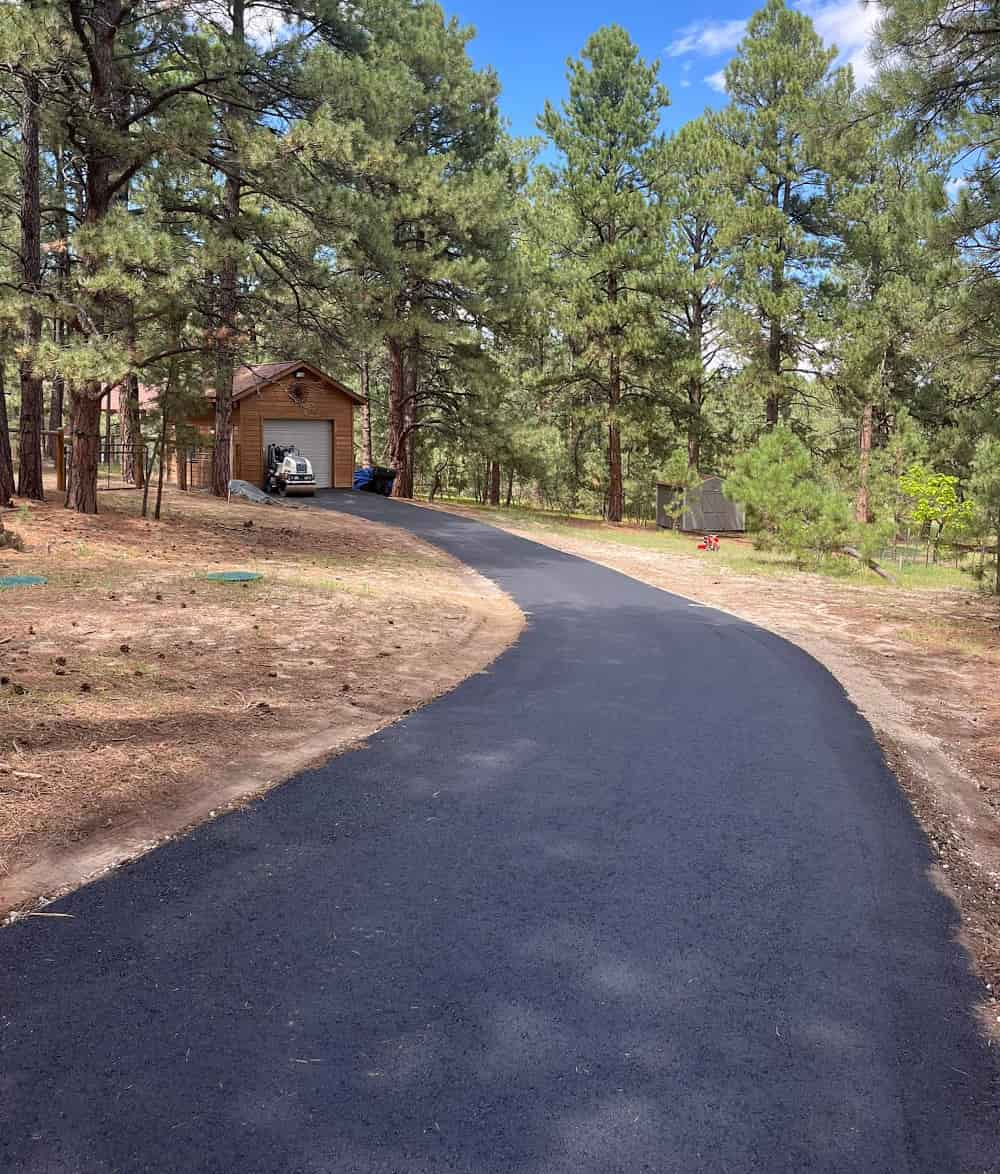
left=656, top=475, right=745, bottom=533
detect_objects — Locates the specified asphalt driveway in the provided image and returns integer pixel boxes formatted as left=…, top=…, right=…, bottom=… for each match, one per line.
left=2, top=492, right=997, bottom=1173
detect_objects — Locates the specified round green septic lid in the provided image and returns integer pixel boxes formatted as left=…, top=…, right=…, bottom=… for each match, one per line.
left=0, top=575, right=47, bottom=589
left=205, top=571, right=263, bottom=583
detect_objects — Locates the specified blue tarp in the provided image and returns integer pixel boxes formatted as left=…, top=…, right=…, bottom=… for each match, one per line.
left=353, top=467, right=397, bottom=495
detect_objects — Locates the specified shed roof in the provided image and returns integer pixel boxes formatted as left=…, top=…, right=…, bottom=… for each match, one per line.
left=232, top=360, right=365, bottom=405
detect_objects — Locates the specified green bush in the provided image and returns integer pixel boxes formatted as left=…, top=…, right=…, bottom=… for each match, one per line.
left=725, top=428, right=868, bottom=564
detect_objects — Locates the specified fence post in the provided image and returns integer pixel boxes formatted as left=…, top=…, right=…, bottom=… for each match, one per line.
left=55, top=428, right=66, bottom=491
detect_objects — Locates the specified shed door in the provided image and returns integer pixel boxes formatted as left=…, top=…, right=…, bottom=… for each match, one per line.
left=262, top=420, right=333, bottom=488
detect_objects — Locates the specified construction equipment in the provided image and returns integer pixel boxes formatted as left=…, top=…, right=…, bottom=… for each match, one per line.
left=263, top=444, right=316, bottom=496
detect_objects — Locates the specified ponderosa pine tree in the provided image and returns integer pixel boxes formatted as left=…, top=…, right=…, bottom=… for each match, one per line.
left=716, top=0, right=847, bottom=430
left=50, top=1, right=228, bottom=512
left=654, top=115, right=735, bottom=473
left=821, top=107, right=949, bottom=521
left=538, top=26, right=668, bottom=521
left=876, top=0, right=1000, bottom=389
left=310, top=0, right=518, bottom=498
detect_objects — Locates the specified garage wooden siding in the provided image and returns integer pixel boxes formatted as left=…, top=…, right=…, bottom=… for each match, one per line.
left=233, top=373, right=356, bottom=488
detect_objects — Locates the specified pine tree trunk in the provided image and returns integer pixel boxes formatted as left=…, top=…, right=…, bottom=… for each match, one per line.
left=68, top=0, right=123, bottom=513
left=70, top=385, right=102, bottom=514
left=360, top=352, right=373, bottom=467
left=505, top=465, right=514, bottom=507
left=765, top=180, right=788, bottom=430
left=487, top=460, right=501, bottom=506
left=687, top=278, right=704, bottom=472
left=386, top=336, right=409, bottom=494
left=120, top=371, right=143, bottom=485
left=48, top=372, right=65, bottom=460
left=687, top=377, right=702, bottom=474
left=120, top=294, right=142, bottom=485
left=48, top=149, right=70, bottom=462
left=212, top=0, right=245, bottom=498
left=176, top=425, right=188, bottom=491
left=154, top=409, right=168, bottom=520
left=104, top=394, right=113, bottom=464
left=607, top=353, right=624, bottom=523
left=17, top=69, right=44, bottom=501
left=389, top=339, right=417, bottom=499
left=399, top=346, right=418, bottom=498
left=856, top=400, right=873, bottom=523
left=0, top=358, right=15, bottom=506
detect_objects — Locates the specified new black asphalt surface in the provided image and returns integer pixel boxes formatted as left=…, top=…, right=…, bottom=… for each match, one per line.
left=2, top=493, right=998, bottom=1173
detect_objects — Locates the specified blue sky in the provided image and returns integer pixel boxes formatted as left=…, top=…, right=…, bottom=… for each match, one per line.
left=453, top=0, right=880, bottom=141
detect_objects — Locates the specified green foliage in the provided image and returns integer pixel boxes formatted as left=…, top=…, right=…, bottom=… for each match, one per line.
left=0, top=0, right=995, bottom=571
left=968, top=437, right=1000, bottom=591
left=715, top=0, right=849, bottom=427
left=725, top=428, right=860, bottom=562
left=534, top=25, right=669, bottom=519
left=898, top=464, right=974, bottom=552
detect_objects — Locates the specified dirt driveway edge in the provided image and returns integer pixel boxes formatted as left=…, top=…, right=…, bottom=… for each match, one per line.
left=1, top=502, right=523, bottom=922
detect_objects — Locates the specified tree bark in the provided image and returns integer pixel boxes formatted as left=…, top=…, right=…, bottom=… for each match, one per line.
left=856, top=400, right=873, bottom=523
left=487, top=460, right=501, bottom=506
left=48, top=148, right=70, bottom=462
left=388, top=337, right=417, bottom=499
left=386, top=335, right=408, bottom=494
left=70, top=385, right=102, bottom=514
left=154, top=407, right=168, bottom=520
left=607, top=353, right=624, bottom=522
left=17, top=69, right=44, bottom=500
left=119, top=371, right=143, bottom=484
left=765, top=179, right=788, bottom=430
left=212, top=0, right=245, bottom=498
left=175, top=424, right=188, bottom=490
left=505, top=465, right=514, bottom=507
left=48, top=372, right=65, bottom=459
left=360, top=352, right=373, bottom=467
left=120, top=295, right=142, bottom=484
left=65, top=0, right=124, bottom=512
left=0, top=358, right=15, bottom=506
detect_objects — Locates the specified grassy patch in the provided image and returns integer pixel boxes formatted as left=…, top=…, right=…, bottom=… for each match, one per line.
left=437, top=498, right=980, bottom=591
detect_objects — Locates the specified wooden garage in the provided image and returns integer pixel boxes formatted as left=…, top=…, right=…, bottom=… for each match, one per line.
left=230, top=361, right=363, bottom=489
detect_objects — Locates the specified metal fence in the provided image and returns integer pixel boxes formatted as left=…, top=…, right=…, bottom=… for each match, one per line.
left=7, top=428, right=222, bottom=494
left=175, top=447, right=214, bottom=490
left=877, top=535, right=996, bottom=572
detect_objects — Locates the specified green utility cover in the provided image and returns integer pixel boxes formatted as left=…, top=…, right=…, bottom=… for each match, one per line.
left=205, top=571, right=263, bottom=583
left=0, top=575, right=47, bottom=589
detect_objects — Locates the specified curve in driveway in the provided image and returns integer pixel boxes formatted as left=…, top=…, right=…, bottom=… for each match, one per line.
left=2, top=492, right=997, bottom=1174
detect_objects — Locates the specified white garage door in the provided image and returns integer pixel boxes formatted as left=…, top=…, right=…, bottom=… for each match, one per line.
left=263, top=420, right=333, bottom=488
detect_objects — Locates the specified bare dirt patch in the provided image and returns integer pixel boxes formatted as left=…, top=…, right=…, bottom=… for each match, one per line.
left=0, top=490, right=522, bottom=915
left=429, top=502, right=1000, bottom=1020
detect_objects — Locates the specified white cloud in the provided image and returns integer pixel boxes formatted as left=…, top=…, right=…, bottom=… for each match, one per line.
left=667, top=0, right=884, bottom=89
left=705, top=69, right=728, bottom=94
left=945, top=176, right=969, bottom=201
left=797, top=0, right=881, bottom=84
left=680, top=78, right=692, bottom=88
left=185, top=1, right=295, bottom=47
left=666, top=18, right=747, bottom=58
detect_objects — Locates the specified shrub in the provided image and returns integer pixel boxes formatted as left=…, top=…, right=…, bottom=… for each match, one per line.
left=724, top=428, right=856, bottom=564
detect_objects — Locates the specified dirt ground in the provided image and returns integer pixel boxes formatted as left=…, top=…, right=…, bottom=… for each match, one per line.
left=0, top=489, right=522, bottom=916
left=430, top=502, right=1000, bottom=1021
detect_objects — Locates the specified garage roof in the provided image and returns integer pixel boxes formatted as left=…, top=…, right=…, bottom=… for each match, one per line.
left=232, top=360, right=365, bottom=405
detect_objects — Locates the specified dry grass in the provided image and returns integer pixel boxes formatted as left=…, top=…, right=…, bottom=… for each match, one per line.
left=0, top=488, right=522, bottom=912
